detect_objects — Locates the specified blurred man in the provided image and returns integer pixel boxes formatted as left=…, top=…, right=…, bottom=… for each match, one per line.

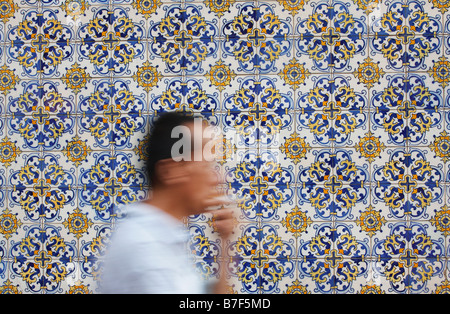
left=101, top=112, right=233, bottom=294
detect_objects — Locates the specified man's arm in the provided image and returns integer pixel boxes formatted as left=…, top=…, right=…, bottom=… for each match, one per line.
left=211, top=208, right=235, bottom=294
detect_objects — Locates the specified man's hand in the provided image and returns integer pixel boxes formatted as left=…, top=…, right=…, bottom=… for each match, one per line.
left=212, top=207, right=235, bottom=240
left=210, top=207, right=235, bottom=294
left=200, top=194, right=236, bottom=240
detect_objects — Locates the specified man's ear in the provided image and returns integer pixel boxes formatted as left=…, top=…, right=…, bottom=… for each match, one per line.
left=154, top=159, right=189, bottom=186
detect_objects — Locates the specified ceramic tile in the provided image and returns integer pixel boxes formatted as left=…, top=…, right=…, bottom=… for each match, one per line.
left=7, top=223, right=78, bottom=293
left=2, top=0, right=450, bottom=294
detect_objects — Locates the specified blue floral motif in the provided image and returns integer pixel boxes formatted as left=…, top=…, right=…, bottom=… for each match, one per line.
left=148, top=4, right=218, bottom=74
left=222, top=76, right=293, bottom=147
left=8, top=153, right=76, bottom=221
left=225, top=151, right=294, bottom=221
left=371, top=74, right=442, bottom=145
left=297, top=75, right=367, bottom=146
left=7, top=81, right=75, bottom=151
left=228, top=224, right=295, bottom=293
left=7, top=8, right=73, bottom=77
left=297, top=149, right=369, bottom=220
left=79, top=151, right=146, bottom=222
left=372, top=148, right=443, bottom=220
left=298, top=223, right=369, bottom=293
left=222, top=3, right=292, bottom=73
left=77, top=7, right=145, bottom=75
left=9, top=224, right=77, bottom=293
left=373, top=222, right=445, bottom=293
left=78, top=79, right=146, bottom=149
left=370, top=0, right=441, bottom=70
left=296, top=1, right=366, bottom=72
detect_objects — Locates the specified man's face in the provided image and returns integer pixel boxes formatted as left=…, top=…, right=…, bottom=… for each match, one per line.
left=179, top=121, right=221, bottom=215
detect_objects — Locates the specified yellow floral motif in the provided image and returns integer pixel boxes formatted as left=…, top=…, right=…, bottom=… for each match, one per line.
left=281, top=206, right=312, bottom=238
left=383, top=188, right=404, bottom=210
left=285, top=279, right=310, bottom=294
left=383, top=234, right=403, bottom=254
left=225, top=286, right=238, bottom=294
left=429, top=0, right=450, bottom=13
left=384, top=261, right=404, bottom=284
left=0, top=208, right=22, bottom=240
left=434, top=280, right=450, bottom=294
left=352, top=0, right=381, bottom=14
left=310, top=265, right=328, bottom=283
left=63, top=208, right=93, bottom=239
left=382, top=160, right=403, bottom=180
left=429, top=130, right=450, bottom=162
left=62, top=135, right=92, bottom=167
left=278, top=58, right=310, bottom=90
left=235, top=235, right=253, bottom=255
left=353, top=57, right=385, bottom=89
left=134, top=133, right=150, bottom=162
left=280, top=132, right=311, bottom=164
left=132, top=0, right=162, bottom=19
left=89, top=235, right=108, bottom=281
left=355, top=205, right=387, bottom=237
left=90, top=234, right=107, bottom=254
left=133, top=61, right=162, bottom=92
left=0, top=280, right=21, bottom=294
left=429, top=56, right=450, bottom=88
left=84, top=13, right=140, bottom=70
left=277, top=0, right=309, bottom=15
left=60, top=0, right=89, bottom=20
left=211, top=136, right=236, bottom=165
left=0, top=0, right=17, bottom=23
left=0, top=65, right=19, bottom=95
left=63, top=63, right=91, bottom=94
left=236, top=266, right=255, bottom=284
left=375, top=9, right=436, bottom=68
left=308, top=234, right=328, bottom=254
left=413, top=160, right=432, bottom=178
left=205, top=60, right=236, bottom=92
left=0, top=136, right=21, bottom=167
left=265, top=234, right=284, bottom=253
left=204, top=0, right=235, bottom=17
left=430, top=205, right=450, bottom=236
left=358, top=283, right=385, bottom=294
left=67, top=280, right=92, bottom=294
left=192, top=234, right=210, bottom=252
left=354, top=131, right=386, bottom=162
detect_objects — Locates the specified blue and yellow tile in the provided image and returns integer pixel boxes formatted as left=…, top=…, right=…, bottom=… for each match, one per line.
left=0, top=0, right=450, bottom=294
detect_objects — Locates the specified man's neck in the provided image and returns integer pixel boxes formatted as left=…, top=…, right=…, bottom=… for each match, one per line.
left=143, top=189, right=187, bottom=221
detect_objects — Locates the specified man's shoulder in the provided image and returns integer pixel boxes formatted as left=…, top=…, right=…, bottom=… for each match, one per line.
left=113, top=202, right=182, bottom=242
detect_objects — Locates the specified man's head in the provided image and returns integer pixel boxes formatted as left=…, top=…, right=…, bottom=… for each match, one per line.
left=145, top=112, right=220, bottom=215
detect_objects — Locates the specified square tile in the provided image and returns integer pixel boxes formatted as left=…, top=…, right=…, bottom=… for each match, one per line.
left=2, top=0, right=450, bottom=294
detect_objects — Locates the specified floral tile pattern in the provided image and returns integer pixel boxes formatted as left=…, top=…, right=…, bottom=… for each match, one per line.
left=0, top=0, right=449, bottom=294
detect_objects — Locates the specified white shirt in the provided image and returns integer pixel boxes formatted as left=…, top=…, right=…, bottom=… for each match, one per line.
left=100, top=202, right=206, bottom=294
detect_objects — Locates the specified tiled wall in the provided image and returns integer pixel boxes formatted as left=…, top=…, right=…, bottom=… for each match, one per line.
left=0, top=0, right=449, bottom=294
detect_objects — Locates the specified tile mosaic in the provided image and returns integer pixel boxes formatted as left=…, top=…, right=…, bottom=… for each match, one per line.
left=375, top=223, right=446, bottom=293
left=9, top=223, right=78, bottom=293
left=1, top=0, right=450, bottom=294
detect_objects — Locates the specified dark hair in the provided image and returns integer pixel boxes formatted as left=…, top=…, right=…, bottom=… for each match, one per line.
left=145, top=112, right=196, bottom=186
